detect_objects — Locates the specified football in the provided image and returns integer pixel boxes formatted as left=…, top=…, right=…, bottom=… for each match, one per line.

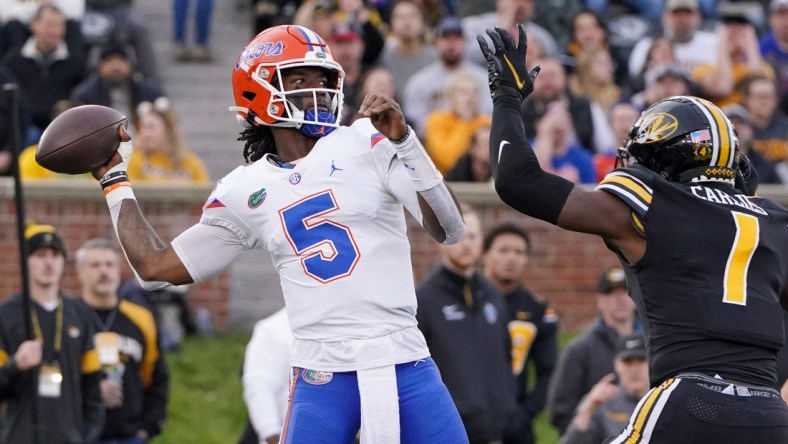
left=36, top=105, right=128, bottom=174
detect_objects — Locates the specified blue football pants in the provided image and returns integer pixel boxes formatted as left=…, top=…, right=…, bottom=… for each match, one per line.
left=281, top=358, right=468, bottom=443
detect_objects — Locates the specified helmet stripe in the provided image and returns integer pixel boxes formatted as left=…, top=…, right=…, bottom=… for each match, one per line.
left=698, top=98, right=733, bottom=168
left=294, top=25, right=326, bottom=53
left=693, top=98, right=735, bottom=168
left=685, top=96, right=722, bottom=166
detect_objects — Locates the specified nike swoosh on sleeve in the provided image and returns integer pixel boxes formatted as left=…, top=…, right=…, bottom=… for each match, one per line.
left=498, top=140, right=510, bottom=162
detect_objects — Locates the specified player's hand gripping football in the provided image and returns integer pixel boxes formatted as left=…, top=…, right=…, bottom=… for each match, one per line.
left=91, top=125, right=133, bottom=180
left=358, top=94, right=408, bottom=141
left=477, top=24, right=541, bottom=101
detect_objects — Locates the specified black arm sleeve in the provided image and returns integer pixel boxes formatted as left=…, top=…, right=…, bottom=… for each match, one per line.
left=490, top=87, right=575, bottom=224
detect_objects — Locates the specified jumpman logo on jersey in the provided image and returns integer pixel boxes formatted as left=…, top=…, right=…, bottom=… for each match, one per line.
left=330, top=160, right=343, bottom=176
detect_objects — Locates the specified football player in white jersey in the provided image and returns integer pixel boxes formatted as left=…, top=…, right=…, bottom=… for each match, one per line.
left=91, top=25, right=468, bottom=443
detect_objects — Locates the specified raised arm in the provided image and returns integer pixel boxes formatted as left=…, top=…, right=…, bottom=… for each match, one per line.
left=91, top=127, right=228, bottom=287
left=478, top=25, right=643, bottom=261
left=359, top=94, right=465, bottom=244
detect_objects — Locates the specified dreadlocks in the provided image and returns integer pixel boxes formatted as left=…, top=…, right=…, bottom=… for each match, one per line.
left=238, top=125, right=276, bottom=163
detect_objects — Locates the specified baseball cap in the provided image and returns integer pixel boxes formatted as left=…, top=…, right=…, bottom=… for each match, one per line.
left=665, top=0, right=699, bottom=12
left=597, top=267, right=627, bottom=294
left=721, top=104, right=751, bottom=125
left=436, top=16, right=464, bottom=37
left=25, top=224, right=67, bottom=257
left=330, top=25, right=361, bottom=43
left=771, top=0, right=788, bottom=11
left=99, top=43, right=128, bottom=61
left=615, top=333, right=647, bottom=360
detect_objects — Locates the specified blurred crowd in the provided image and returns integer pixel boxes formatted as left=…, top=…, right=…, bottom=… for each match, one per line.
left=0, top=0, right=786, bottom=187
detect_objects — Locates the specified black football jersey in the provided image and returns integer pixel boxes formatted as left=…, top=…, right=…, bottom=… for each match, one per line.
left=597, top=166, right=788, bottom=388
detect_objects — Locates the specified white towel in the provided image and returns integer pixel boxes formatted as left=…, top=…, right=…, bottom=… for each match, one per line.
left=358, top=365, right=400, bottom=444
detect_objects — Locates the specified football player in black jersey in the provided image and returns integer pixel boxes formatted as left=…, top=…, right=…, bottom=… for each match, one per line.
left=478, top=25, right=788, bottom=443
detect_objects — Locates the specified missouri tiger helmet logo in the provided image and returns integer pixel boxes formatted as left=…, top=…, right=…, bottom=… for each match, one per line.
left=634, top=112, right=679, bottom=144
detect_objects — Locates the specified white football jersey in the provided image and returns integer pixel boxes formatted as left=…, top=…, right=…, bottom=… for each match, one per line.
left=178, top=119, right=430, bottom=371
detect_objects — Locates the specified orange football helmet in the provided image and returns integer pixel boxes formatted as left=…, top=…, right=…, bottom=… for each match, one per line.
left=230, top=25, right=345, bottom=134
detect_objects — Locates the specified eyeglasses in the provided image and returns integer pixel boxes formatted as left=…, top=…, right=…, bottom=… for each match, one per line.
left=137, top=97, right=171, bottom=115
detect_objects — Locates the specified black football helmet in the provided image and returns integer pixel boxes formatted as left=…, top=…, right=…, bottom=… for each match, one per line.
left=617, top=96, right=740, bottom=184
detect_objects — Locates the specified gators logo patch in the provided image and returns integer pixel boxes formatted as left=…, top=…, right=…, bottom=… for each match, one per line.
left=302, top=369, right=333, bottom=385
left=247, top=188, right=267, bottom=209
left=634, top=112, right=679, bottom=144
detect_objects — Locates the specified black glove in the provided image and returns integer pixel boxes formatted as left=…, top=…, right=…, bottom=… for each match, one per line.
left=476, top=24, right=540, bottom=101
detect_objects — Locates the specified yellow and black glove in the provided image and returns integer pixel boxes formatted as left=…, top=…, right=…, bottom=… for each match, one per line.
left=476, top=24, right=540, bottom=101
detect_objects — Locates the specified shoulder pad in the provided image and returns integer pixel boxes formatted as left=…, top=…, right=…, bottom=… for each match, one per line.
left=595, top=165, right=658, bottom=218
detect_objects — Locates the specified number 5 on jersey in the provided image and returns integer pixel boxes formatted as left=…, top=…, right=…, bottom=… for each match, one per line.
left=279, top=190, right=361, bottom=283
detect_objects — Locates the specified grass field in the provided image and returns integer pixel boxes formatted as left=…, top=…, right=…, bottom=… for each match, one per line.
left=152, top=333, right=572, bottom=444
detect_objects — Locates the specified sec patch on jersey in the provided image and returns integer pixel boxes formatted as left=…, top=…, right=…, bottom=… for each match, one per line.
left=36, top=105, right=127, bottom=174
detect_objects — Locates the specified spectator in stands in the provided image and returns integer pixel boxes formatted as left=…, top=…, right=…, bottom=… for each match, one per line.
left=629, top=36, right=676, bottom=94
left=627, top=0, right=717, bottom=80
left=0, top=224, right=103, bottom=444
left=722, top=103, right=786, bottom=184
left=482, top=224, right=559, bottom=444
left=559, top=333, right=650, bottom=444
left=327, top=25, right=368, bottom=125
left=532, top=102, right=597, bottom=184
left=172, top=0, right=214, bottom=62
left=693, top=15, right=774, bottom=108
left=241, top=308, right=292, bottom=444
left=463, top=0, right=558, bottom=67
left=0, top=0, right=84, bottom=62
left=416, top=204, right=517, bottom=443
left=631, top=64, right=694, bottom=109
left=1, top=5, right=86, bottom=146
left=71, top=43, right=164, bottom=130
left=547, top=267, right=639, bottom=434
left=522, top=57, right=615, bottom=154
left=742, top=75, right=788, bottom=167
left=128, top=98, right=210, bottom=183
left=424, top=70, right=491, bottom=174
left=333, top=0, right=386, bottom=66
left=76, top=238, right=169, bottom=443
left=761, top=0, right=788, bottom=114
left=594, top=101, right=640, bottom=181
left=403, top=16, right=492, bottom=136
left=379, top=0, right=437, bottom=96
left=86, top=0, right=161, bottom=86
left=568, top=47, right=621, bottom=115
left=566, top=8, right=607, bottom=59
left=445, top=118, right=492, bottom=182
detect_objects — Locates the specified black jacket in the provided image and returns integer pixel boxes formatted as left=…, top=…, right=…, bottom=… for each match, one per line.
left=504, top=285, right=559, bottom=444
left=85, top=299, right=169, bottom=439
left=416, top=265, right=517, bottom=443
left=0, top=294, right=104, bottom=444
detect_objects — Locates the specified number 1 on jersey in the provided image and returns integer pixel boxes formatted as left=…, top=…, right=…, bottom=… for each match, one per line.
left=279, top=190, right=360, bottom=283
left=723, top=211, right=760, bottom=306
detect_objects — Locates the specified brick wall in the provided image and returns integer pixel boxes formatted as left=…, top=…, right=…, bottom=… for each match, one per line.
left=3, top=180, right=787, bottom=333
